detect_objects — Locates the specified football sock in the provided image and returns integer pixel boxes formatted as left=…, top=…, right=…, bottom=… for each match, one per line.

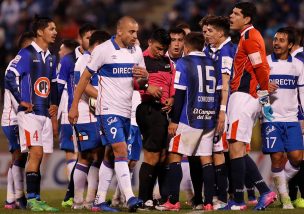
left=188, top=156, right=203, bottom=203
left=138, top=162, right=156, bottom=202
left=86, top=161, right=100, bottom=203
left=74, top=163, right=89, bottom=204
left=165, top=162, right=182, bottom=204
left=67, top=159, right=77, bottom=181
left=26, top=172, right=39, bottom=199
left=245, top=154, right=270, bottom=195
left=231, top=157, right=245, bottom=203
left=272, top=167, right=288, bottom=196
left=7, top=166, right=15, bottom=203
left=203, top=163, right=215, bottom=205
left=12, top=160, right=25, bottom=199
left=114, top=158, right=134, bottom=202
left=284, top=160, right=300, bottom=181
left=215, top=163, right=228, bottom=203
left=95, top=161, right=114, bottom=204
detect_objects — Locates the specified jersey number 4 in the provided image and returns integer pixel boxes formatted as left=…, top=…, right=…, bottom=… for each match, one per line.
left=197, top=65, right=216, bottom=93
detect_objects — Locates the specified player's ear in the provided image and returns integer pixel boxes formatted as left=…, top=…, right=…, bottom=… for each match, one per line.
left=37, top=29, right=43, bottom=37
left=288, top=42, right=294, bottom=50
left=244, top=16, right=251, bottom=25
left=148, top=39, right=152, bottom=47
left=117, top=28, right=122, bottom=36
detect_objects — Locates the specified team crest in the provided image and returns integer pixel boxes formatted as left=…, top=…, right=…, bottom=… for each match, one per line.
left=34, top=77, right=50, bottom=98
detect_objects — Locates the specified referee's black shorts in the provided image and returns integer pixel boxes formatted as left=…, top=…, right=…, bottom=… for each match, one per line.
left=136, top=102, right=168, bottom=152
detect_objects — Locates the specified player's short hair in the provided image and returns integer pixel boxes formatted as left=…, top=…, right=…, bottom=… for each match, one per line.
left=150, top=28, right=171, bottom=48
left=61, top=39, right=79, bottom=51
left=276, top=27, right=296, bottom=46
left=206, top=16, right=230, bottom=37
left=31, top=16, right=54, bottom=37
left=176, top=23, right=190, bottom=30
left=169, top=27, right=186, bottom=37
left=17, top=31, right=35, bottom=49
left=234, top=2, right=256, bottom=24
left=79, top=23, right=97, bottom=38
left=89, top=30, right=111, bottom=46
left=199, top=14, right=216, bottom=28
left=184, top=32, right=204, bottom=51
left=286, top=26, right=303, bottom=46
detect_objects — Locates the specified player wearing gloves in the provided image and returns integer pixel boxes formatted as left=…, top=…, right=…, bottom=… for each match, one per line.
left=262, top=27, right=304, bottom=209
left=224, top=2, right=277, bottom=210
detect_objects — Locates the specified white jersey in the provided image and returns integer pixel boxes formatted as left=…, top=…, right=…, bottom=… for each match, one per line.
left=266, top=54, right=304, bottom=122
left=1, top=60, right=19, bottom=126
left=74, top=51, right=97, bottom=123
left=87, top=36, right=145, bottom=118
left=131, top=91, right=141, bottom=126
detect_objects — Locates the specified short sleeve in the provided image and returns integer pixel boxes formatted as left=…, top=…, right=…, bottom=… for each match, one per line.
left=174, top=59, right=187, bottom=90
left=86, top=43, right=106, bottom=74
left=8, top=48, right=30, bottom=76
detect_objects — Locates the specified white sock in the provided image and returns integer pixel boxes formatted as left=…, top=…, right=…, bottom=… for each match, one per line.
left=284, top=160, right=300, bottom=181
left=74, top=163, right=89, bottom=204
left=95, top=161, right=114, bottom=204
left=12, top=164, right=25, bottom=199
left=67, top=160, right=77, bottom=181
left=86, top=163, right=99, bottom=203
left=7, top=167, right=15, bottom=203
left=272, top=169, right=288, bottom=196
left=114, top=160, right=134, bottom=202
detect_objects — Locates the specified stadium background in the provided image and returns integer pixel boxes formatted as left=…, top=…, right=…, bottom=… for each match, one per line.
left=0, top=0, right=303, bottom=189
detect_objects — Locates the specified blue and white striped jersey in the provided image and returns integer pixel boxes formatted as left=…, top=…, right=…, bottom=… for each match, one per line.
left=267, top=53, right=304, bottom=122
left=86, top=36, right=145, bottom=118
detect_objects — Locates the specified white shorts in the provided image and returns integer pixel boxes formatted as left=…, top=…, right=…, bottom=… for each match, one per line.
left=17, top=112, right=53, bottom=153
left=168, top=122, right=215, bottom=156
left=226, top=92, right=260, bottom=144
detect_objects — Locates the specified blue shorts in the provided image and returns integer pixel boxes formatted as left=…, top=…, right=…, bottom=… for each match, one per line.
left=2, top=125, right=20, bottom=152
left=59, top=124, right=74, bottom=152
left=261, top=122, right=304, bottom=153
left=127, top=125, right=142, bottom=161
left=98, top=114, right=130, bottom=146
left=74, top=122, right=102, bottom=152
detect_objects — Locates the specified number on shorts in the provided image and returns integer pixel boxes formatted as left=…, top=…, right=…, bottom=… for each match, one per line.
left=266, top=137, right=277, bottom=149
left=110, top=127, right=117, bottom=139
left=33, top=130, right=39, bottom=141
left=128, top=144, right=132, bottom=156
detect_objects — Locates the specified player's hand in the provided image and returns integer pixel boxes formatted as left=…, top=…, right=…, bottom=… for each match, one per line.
left=20, top=101, right=33, bottom=113
left=168, top=122, right=178, bottom=136
left=147, top=85, right=162, bottom=99
left=268, top=82, right=278, bottom=94
left=258, top=90, right=274, bottom=121
left=162, top=97, right=174, bottom=113
left=48, top=105, right=58, bottom=117
left=216, top=110, right=225, bottom=135
left=68, top=104, right=79, bottom=125
left=133, top=65, right=149, bottom=79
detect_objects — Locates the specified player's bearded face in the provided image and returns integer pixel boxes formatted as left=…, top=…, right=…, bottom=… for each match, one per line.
left=121, top=23, right=139, bottom=47
left=273, top=32, right=292, bottom=57
left=43, top=22, right=57, bottom=44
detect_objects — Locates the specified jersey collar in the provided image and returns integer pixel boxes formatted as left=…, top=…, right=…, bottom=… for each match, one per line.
left=240, top=25, right=254, bottom=36
left=31, top=41, right=50, bottom=57
left=75, top=46, right=83, bottom=59
left=188, top=51, right=205, bottom=57
left=111, top=35, right=120, bottom=50
left=291, top=47, right=303, bottom=57
left=210, top=37, right=231, bottom=52
left=271, top=53, right=292, bottom=62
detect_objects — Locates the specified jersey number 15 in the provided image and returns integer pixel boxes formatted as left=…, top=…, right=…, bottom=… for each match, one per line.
left=197, top=65, right=216, bottom=93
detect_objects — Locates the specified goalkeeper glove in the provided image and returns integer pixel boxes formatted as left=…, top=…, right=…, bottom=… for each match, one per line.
left=257, top=90, right=274, bottom=121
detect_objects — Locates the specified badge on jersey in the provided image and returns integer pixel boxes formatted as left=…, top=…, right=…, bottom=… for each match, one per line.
left=34, top=77, right=50, bottom=98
